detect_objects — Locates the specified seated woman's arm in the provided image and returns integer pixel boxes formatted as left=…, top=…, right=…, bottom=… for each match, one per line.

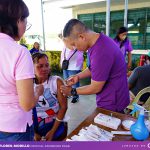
left=45, top=78, right=67, bottom=141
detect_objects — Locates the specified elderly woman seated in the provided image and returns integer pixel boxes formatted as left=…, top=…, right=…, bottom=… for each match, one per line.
left=32, top=52, right=67, bottom=141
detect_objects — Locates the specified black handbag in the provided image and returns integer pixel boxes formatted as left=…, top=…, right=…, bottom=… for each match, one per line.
left=62, top=49, right=77, bottom=70
left=62, top=59, right=69, bottom=70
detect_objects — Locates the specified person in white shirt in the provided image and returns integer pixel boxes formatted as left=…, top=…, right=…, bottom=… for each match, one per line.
left=59, top=33, right=84, bottom=103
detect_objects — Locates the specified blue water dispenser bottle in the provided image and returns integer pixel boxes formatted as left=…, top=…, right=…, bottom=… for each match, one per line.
left=130, top=104, right=149, bottom=141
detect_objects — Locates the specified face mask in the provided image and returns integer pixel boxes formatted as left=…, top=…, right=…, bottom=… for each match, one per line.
left=122, top=35, right=127, bottom=41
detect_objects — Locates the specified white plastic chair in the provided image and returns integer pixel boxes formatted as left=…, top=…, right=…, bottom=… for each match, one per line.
left=127, top=86, right=150, bottom=117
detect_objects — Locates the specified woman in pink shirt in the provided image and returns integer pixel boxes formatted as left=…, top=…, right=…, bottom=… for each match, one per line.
left=0, top=0, right=43, bottom=141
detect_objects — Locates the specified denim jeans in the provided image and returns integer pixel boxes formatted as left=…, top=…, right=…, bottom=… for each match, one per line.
left=63, top=70, right=81, bottom=99
left=0, top=124, right=34, bottom=141
left=38, top=120, right=65, bottom=140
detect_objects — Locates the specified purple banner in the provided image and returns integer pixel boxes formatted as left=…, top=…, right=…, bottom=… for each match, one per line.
left=0, top=141, right=150, bottom=150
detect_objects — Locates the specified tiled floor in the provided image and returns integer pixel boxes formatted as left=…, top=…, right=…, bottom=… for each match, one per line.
left=65, top=94, right=96, bottom=135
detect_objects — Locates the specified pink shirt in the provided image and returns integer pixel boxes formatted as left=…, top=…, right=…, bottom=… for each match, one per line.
left=0, top=33, right=35, bottom=132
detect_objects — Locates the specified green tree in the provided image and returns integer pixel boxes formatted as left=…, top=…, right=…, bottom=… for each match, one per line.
left=19, top=36, right=27, bottom=45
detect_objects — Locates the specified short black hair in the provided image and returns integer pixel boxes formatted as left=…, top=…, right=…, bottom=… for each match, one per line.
left=114, top=26, right=128, bottom=42
left=0, top=0, right=29, bottom=38
left=63, top=19, right=89, bottom=38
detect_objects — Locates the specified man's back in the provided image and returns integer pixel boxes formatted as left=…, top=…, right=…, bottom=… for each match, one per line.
left=129, top=65, right=150, bottom=96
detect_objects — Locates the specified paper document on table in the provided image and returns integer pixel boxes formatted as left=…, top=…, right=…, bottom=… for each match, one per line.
left=94, top=113, right=121, bottom=130
left=71, top=134, right=97, bottom=141
left=66, top=139, right=73, bottom=141
left=66, top=124, right=114, bottom=141
left=111, top=131, right=131, bottom=135
left=85, top=124, right=114, bottom=141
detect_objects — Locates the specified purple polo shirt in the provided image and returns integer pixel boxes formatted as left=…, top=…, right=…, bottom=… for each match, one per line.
left=88, top=33, right=129, bottom=112
left=114, top=38, right=133, bottom=57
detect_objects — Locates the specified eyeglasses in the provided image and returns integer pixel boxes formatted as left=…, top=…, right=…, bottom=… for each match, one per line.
left=26, top=22, right=32, bottom=31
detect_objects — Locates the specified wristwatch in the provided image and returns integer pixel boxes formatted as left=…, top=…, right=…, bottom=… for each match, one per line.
left=71, top=88, right=77, bottom=96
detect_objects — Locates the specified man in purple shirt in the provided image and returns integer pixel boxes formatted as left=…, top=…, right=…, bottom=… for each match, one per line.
left=60, top=19, right=129, bottom=113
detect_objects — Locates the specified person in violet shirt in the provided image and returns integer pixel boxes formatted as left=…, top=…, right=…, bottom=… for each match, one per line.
left=60, top=19, right=130, bottom=113
left=114, top=27, right=133, bottom=71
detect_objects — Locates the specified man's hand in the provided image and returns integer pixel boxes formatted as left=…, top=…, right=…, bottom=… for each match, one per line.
left=60, top=85, right=72, bottom=96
